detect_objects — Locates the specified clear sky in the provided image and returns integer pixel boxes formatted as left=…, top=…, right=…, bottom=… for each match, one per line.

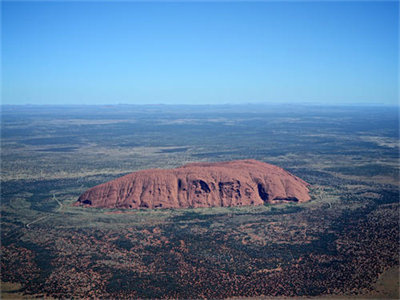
left=2, top=1, right=399, bottom=105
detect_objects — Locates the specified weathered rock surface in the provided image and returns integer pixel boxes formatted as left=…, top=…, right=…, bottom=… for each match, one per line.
left=75, top=159, right=310, bottom=209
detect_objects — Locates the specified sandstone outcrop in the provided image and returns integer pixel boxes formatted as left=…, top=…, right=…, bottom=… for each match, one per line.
left=75, top=159, right=310, bottom=209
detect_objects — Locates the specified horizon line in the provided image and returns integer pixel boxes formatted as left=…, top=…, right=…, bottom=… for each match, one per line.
left=1, top=102, right=399, bottom=107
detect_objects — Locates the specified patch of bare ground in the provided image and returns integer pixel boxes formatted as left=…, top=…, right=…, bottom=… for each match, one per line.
left=367, top=266, right=399, bottom=299
left=1, top=281, right=55, bottom=299
left=1, top=282, right=25, bottom=299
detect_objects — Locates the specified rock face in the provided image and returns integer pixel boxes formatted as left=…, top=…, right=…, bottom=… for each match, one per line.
left=75, top=159, right=310, bottom=209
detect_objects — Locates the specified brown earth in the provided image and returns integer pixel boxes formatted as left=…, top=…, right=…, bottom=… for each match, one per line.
left=75, top=159, right=310, bottom=209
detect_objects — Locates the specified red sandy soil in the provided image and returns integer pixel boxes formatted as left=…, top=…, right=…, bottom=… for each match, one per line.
left=75, top=159, right=310, bottom=209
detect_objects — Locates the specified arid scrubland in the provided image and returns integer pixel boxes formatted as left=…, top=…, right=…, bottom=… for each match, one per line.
left=1, top=105, right=399, bottom=298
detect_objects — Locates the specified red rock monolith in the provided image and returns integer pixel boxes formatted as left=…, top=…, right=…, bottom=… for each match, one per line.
left=75, top=159, right=310, bottom=209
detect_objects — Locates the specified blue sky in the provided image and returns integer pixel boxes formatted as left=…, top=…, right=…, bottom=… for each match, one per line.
left=2, top=1, right=399, bottom=105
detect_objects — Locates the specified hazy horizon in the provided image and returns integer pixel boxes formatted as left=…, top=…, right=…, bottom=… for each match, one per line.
left=2, top=1, right=399, bottom=106
left=1, top=101, right=399, bottom=107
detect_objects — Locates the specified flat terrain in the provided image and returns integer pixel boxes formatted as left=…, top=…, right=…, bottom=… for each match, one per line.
left=1, top=104, right=399, bottom=298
